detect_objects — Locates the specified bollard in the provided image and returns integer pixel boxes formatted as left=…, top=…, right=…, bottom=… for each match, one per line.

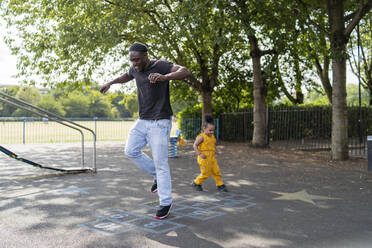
left=368, top=136, right=372, bottom=171
left=23, top=118, right=26, bottom=144
left=169, top=136, right=178, bottom=158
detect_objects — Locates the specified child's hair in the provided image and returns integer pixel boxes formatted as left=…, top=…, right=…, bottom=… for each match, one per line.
left=203, top=114, right=214, bottom=128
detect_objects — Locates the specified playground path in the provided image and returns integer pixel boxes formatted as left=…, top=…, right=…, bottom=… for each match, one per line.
left=0, top=141, right=371, bottom=248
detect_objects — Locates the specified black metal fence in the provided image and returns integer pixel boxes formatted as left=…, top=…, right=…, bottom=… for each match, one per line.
left=179, top=118, right=220, bottom=140
left=4, top=108, right=371, bottom=158
left=219, top=106, right=372, bottom=158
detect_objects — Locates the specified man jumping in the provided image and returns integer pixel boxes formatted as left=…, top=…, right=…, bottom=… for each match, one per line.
left=99, top=42, right=191, bottom=219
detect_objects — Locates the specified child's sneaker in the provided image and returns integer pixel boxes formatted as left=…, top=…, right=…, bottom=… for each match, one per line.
left=154, top=204, right=172, bottom=219
left=217, top=184, right=228, bottom=192
left=191, top=182, right=203, bottom=191
left=151, top=179, right=157, bottom=193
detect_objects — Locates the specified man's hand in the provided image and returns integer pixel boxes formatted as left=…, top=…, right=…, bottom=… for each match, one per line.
left=148, top=73, right=167, bottom=83
left=99, top=82, right=112, bottom=94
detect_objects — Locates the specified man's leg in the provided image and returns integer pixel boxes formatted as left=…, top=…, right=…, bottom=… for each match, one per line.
left=147, top=119, right=172, bottom=206
left=125, top=119, right=156, bottom=178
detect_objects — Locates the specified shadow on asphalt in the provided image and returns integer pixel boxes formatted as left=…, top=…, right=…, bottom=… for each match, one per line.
left=1, top=142, right=372, bottom=248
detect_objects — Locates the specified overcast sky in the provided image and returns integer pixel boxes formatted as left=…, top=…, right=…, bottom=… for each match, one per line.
left=0, top=35, right=18, bottom=85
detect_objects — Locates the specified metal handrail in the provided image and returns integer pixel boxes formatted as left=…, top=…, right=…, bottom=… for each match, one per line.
left=0, top=91, right=96, bottom=172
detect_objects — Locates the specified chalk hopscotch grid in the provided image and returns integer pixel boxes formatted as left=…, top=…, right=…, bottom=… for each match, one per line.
left=79, top=193, right=256, bottom=235
left=172, top=206, right=226, bottom=221
left=101, top=209, right=186, bottom=234
left=78, top=218, right=134, bottom=236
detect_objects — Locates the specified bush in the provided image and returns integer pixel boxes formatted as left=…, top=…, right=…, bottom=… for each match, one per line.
left=177, top=105, right=202, bottom=139
left=177, top=104, right=221, bottom=140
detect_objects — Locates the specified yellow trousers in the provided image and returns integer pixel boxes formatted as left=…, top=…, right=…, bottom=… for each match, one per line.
left=194, top=154, right=224, bottom=186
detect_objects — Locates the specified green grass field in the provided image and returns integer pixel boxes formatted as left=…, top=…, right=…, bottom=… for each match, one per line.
left=0, top=120, right=178, bottom=144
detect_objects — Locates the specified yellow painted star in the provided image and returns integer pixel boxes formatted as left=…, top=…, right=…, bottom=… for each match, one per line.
left=271, top=189, right=341, bottom=205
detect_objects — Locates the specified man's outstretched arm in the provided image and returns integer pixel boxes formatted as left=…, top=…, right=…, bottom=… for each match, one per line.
left=100, top=72, right=132, bottom=94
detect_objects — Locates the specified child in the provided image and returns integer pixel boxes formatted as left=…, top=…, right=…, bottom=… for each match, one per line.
left=192, top=114, right=228, bottom=192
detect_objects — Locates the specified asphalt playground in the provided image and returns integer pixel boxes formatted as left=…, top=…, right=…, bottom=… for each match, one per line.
left=0, top=141, right=371, bottom=248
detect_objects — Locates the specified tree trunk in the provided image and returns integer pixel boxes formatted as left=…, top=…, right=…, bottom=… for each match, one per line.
left=328, top=0, right=348, bottom=160
left=201, top=90, right=213, bottom=121
left=294, top=56, right=304, bottom=104
left=331, top=60, right=348, bottom=160
left=367, top=71, right=372, bottom=106
left=313, top=33, right=332, bottom=103
left=249, top=35, right=267, bottom=147
left=314, top=56, right=332, bottom=103
left=320, top=67, right=332, bottom=103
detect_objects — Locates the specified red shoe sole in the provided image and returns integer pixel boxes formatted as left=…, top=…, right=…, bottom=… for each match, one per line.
left=154, top=204, right=172, bottom=219
left=154, top=213, right=170, bottom=220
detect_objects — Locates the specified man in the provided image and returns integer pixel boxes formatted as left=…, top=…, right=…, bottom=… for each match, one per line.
left=99, top=42, right=191, bottom=219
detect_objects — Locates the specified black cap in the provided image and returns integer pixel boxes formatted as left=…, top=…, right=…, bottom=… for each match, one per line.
left=129, top=42, right=148, bottom=52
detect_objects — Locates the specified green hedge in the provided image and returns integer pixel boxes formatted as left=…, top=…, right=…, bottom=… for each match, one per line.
left=177, top=105, right=221, bottom=140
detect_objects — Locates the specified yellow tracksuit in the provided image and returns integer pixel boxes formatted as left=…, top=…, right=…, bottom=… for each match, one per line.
left=194, top=133, right=224, bottom=186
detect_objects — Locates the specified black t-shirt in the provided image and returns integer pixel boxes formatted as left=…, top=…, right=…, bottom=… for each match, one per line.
left=128, top=60, right=173, bottom=120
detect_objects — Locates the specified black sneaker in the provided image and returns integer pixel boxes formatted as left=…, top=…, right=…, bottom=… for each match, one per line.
left=151, top=179, right=157, bottom=193
left=155, top=204, right=172, bottom=219
left=191, top=182, right=203, bottom=191
left=217, top=184, right=228, bottom=192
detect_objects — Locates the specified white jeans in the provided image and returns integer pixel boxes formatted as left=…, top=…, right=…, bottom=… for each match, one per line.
left=124, top=119, right=172, bottom=206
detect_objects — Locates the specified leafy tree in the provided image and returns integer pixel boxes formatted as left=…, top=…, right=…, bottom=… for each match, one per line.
left=296, top=0, right=372, bottom=160
left=306, top=83, right=370, bottom=106
left=289, top=2, right=334, bottom=103
left=15, top=86, right=40, bottom=104
left=122, top=92, right=138, bottom=116
left=170, top=82, right=199, bottom=115
left=61, top=92, right=90, bottom=118
left=325, top=0, right=370, bottom=160
left=107, top=92, right=132, bottom=118
left=348, top=13, right=372, bottom=105
left=346, top=83, right=370, bottom=106
left=231, top=0, right=287, bottom=147
left=11, top=87, right=41, bottom=117
left=270, top=14, right=317, bottom=105
left=86, top=90, right=113, bottom=118
left=0, top=84, right=135, bottom=118
left=37, top=94, right=66, bottom=116
left=213, top=50, right=254, bottom=112
left=304, top=89, right=331, bottom=105
left=0, top=86, right=20, bottom=116
left=0, top=0, right=241, bottom=120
